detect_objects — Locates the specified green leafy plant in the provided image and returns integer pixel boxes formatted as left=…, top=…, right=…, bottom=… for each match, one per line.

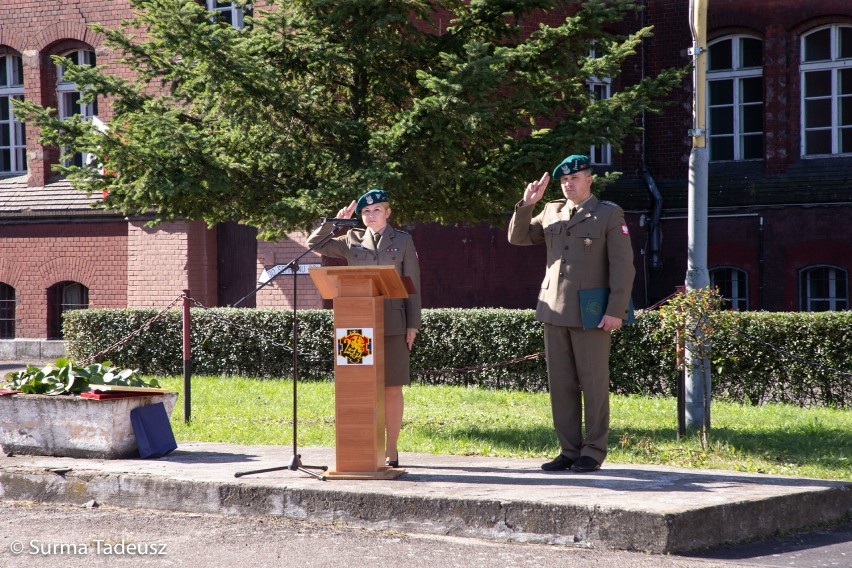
left=2, top=357, right=160, bottom=395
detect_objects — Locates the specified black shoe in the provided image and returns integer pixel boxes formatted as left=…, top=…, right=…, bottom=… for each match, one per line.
left=572, top=456, right=601, bottom=472
left=541, top=454, right=575, bottom=471
left=385, top=456, right=399, bottom=468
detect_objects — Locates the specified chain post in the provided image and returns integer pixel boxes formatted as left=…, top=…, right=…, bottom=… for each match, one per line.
left=182, top=290, right=192, bottom=423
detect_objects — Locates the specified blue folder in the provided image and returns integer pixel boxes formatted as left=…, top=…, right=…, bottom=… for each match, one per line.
left=130, top=402, right=177, bottom=459
left=578, top=288, right=635, bottom=330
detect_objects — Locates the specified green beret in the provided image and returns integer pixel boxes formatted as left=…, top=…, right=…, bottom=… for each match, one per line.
left=552, top=154, right=591, bottom=179
left=355, top=189, right=389, bottom=215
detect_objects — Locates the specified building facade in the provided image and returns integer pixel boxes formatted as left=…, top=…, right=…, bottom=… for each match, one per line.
left=1, top=1, right=850, bottom=352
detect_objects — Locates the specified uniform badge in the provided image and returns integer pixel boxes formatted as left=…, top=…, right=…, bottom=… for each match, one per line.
left=621, top=224, right=630, bottom=236
left=337, top=328, right=373, bottom=365
left=584, top=238, right=592, bottom=247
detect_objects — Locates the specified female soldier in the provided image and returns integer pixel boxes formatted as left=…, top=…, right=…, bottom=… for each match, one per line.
left=307, top=189, right=421, bottom=467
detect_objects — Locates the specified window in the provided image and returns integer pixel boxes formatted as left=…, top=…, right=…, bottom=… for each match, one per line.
left=0, top=53, right=26, bottom=175
left=800, top=265, right=848, bottom=312
left=587, top=45, right=611, bottom=165
left=205, top=1, right=252, bottom=29
left=47, top=281, right=89, bottom=339
left=801, top=25, right=852, bottom=156
left=57, top=48, right=97, bottom=167
left=0, top=283, right=15, bottom=339
left=710, top=267, right=748, bottom=310
left=707, top=36, right=764, bottom=161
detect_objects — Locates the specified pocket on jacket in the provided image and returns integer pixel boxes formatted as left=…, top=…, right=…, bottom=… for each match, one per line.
left=544, top=223, right=563, bottom=247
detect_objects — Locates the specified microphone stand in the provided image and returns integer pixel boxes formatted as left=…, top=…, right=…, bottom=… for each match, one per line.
left=234, top=221, right=351, bottom=480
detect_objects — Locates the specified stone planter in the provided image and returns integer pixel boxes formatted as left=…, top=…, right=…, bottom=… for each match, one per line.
left=0, top=392, right=178, bottom=459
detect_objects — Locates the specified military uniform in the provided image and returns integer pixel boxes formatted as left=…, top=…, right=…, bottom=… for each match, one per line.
left=508, top=193, right=635, bottom=464
left=307, top=222, right=422, bottom=386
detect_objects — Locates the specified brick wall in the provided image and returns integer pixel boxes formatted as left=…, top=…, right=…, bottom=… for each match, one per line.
left=652, top=204, right=852, bottom=311
left=127, top=221, right=216, bottom=307
left=0, top=1, right=134, bottom=186
left=0, top=221, right=128, bottom=337
left=256, top=232, right=325, bottom=310
left=127, top=220, right=217, bottom=309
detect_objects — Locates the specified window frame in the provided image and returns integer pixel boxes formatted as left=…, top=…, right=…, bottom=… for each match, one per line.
left=587, top=45, right=612, bottom=166
left=0, top=53, right=26, bottom=175
left=800, top=24, right=852, bottom=157
left=47, top=281, right=89, bottom=340
left=706, top=35, right=765, bottom=162
left=205, top=1, right=252, bottom=29
left=799, top=264, right=849, bottom=312
left=0, top=282, right=15, bottom=339
left=709, top=266, right=749, bottom=311
left=56, top=48, right=97, bottom=167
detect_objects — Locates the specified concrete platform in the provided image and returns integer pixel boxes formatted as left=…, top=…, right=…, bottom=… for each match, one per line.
left=1, top=442, right=849, bottom=553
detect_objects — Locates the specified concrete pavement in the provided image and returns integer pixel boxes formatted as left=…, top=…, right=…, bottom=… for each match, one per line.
left=0, top=441, right=850, bottom=554
left=1, top=360, right=850, bottom=554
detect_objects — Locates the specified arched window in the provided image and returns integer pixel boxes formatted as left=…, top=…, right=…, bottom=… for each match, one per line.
left=47, top=281, right=89, bottom=339
left=799, top=265, right=848, bottom=312
left=801, top=25, right=852, bottom=156
left=707, top=35, right=764, bottom=161
left=710, top=267, right=748, bottom=310
left=0, top=282, right=15, bottom=339
left=0, top=52, right=26, bottom=174
left=57, top=48, right=97, bottom=167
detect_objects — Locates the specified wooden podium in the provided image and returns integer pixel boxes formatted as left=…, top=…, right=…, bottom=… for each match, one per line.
left=309, top=266, right=409, bottom=480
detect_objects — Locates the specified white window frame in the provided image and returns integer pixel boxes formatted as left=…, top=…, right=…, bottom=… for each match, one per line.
left=710, top=266, right=749, bottom=311
left=707, top=35, right=764, bottom=162
left=587, top=45, right=612, bottom=166
left=0, top=53, right=26, bottom=175
left=800, top=25, right=852, bottom=156
left=206, top=1, right=250, bottom=29
left=57, top=49, right=97, bottom=167
left=799, top=265, right=849, bottom=312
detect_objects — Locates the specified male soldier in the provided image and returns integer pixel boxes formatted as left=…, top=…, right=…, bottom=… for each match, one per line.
left=508, top=154, right=635, bottom=472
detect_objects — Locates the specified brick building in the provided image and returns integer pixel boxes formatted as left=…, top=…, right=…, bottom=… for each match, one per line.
left=1, top=1, right=851, bottom=355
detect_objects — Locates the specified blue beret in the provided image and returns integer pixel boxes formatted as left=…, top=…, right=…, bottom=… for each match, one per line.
left=355, top=189, right=389, bottom=215
left=552, top=154, right=591, bottom=179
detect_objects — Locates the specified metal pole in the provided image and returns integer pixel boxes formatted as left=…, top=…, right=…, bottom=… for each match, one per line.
left=182, top=289, right=192, bottom=423
left=686, top=0, right=711, bottom=432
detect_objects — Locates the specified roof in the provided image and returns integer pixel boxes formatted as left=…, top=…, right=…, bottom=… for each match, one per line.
left=0, top=175, right=106, bottom=219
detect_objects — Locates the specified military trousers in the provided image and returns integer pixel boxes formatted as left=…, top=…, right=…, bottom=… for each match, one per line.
left=542, top=323, right=612, bottom=463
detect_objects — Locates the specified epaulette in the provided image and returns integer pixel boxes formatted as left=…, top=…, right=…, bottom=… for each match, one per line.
left=599, top=200, right=620, bottom=208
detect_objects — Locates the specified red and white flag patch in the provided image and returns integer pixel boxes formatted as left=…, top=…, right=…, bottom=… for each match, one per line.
left=621, top=223, right=630, bottom=236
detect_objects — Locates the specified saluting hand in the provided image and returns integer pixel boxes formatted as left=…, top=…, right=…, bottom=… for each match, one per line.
left=522, top=172, right=550, bottom=206
left=336, top=200, right=357, bottom=219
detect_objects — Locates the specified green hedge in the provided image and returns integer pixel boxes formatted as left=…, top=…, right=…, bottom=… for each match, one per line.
left=63, top=308, right=852, bottom=407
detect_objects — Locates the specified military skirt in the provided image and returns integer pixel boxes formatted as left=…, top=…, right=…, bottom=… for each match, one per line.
left=384, top=334, right=411, bottom=387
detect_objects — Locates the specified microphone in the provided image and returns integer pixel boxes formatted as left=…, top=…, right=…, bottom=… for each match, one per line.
left=322, top=217, right=359, bottom=226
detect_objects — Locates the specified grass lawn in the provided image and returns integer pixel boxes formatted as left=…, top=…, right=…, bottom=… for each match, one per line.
left=158, top=375, right=852, bottom=481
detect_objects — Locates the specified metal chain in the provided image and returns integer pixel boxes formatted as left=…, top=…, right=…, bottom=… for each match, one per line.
left=729, top=326, right=852, bottom=381
left=185, top=295, right=319, bottom=360
left=79, top=294, right=185, bottom=366
left=77, top=292, right=849, bottom=386
left=413, top=352, right=544, bottom=377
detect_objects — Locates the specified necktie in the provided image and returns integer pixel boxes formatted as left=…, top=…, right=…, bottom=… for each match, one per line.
left=568, top=207, right=577, bottom=220
left=372, top=231, right=381, bottom=249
